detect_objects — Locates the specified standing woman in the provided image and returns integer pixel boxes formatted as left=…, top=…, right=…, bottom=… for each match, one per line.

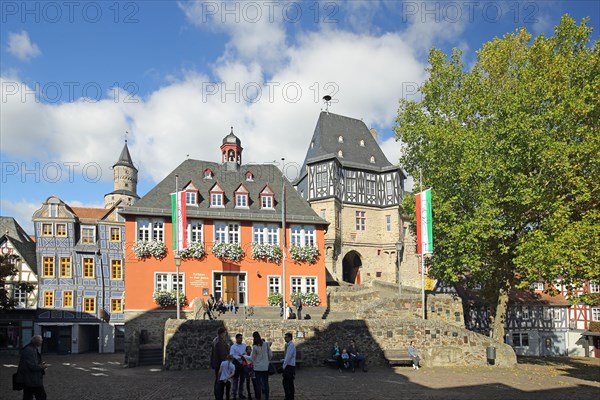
left=251, top=331, right=272, bottom=400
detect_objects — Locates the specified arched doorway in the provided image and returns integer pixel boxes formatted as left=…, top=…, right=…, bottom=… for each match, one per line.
left=342, top=251, right=362, bottom=284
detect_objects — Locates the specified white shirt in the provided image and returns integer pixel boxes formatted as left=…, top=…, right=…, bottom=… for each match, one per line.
left=282, top=340, right=296, bottom=368
left=251, top=342, right=272, bottom=371
left=219, top=360, right=235, bottom=382
left=230, top=343, right=247, bottom=361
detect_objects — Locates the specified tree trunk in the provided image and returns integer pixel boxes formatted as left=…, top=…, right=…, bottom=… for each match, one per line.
left=491, top=287, right=509, bottom=341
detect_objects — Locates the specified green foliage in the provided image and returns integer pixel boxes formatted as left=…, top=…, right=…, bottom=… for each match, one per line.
left=251, top=243, right=283, bottom=263
left=590, top=321, right=600, bottom=332
left=180, top=241, right=205, bottom=260
left=289, top=245, right=319, bottom=264
left=133, top=240, right=167, bottom=260
left=0, top=254, right=34, bottom=310
left=289, top=291, right=320, bottom=306
left=395, top=16, right=599, bottom=338
left=212, top=242, right=244, bottom=262
left=267, top=291, right=283, bottom=306
left=152, top=290, right=187, bottom=308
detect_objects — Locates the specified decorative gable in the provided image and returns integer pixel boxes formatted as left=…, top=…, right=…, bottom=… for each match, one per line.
left=260, top=185, right=274, bottom=209
left=204, top=168, right=213, bottom=179
left=235, top=184, right=249, bottom=208
left=245, top=171, right=254, bottom=182
left=209, top=183, right=225, bottom=207
left=184, top=181, right=199, bottom=205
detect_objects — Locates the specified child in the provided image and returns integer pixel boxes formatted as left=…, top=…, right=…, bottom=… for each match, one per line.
left=341, top=348, right=350, bottom=370
left=242, top=345, right=258, bottom=399
left=218, top=354, right=236, bottom=400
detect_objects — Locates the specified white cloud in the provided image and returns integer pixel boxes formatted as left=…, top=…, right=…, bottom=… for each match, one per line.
left=1, top=27, right=427, bottom=188
left=7, top=31, right=41, bottom=61
left=0, top=199, right=39, bottom=235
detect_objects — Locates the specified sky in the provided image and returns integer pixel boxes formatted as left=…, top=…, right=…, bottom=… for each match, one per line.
left=1, top=0, right=598, bottom=234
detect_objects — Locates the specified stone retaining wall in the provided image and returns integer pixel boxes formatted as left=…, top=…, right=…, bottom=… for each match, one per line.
left=163, top=318, right=516, bottom=370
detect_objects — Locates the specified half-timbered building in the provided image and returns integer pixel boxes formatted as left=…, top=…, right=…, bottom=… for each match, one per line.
left=0, top=217, right=38, bottom=351
left=294, top=111, right=420, bottom=287
left=32, top=197, right=127, bottom=353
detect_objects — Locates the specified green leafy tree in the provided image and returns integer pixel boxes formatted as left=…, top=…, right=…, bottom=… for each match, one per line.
left=395, top=16, right=599, bottom=340
left=0, top=254, right=34, bottom=310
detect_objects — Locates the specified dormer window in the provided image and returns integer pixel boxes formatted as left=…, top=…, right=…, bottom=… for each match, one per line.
left=360, top=140, right=365, bottom=147
left=338, top=135, right=344, bottom=143
left=370, top=156, right=375, bottom=163
left=204, top=169, right=213, bottom=179
left=186, top=191, right=197, bottom=205
left=245, top=172, right=254, bottom=182
left=338, top=150, right=343, bottom=158
left=259, top=185, right=274, bottom=210
left=235, top=184, right=249, bottom=208
left=210, top=183, right=225, bottom=208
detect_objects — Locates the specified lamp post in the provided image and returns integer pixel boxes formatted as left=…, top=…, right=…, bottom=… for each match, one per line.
left=396, top=241, right=403, bottom=297
left=174, top=254, right=181, bottom=320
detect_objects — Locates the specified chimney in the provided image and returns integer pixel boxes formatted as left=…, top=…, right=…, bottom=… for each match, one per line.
left=369, top=128, right=378, bottom=142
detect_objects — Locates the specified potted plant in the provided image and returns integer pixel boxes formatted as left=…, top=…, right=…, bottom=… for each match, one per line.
left=133, top=240, right=167, bottom=260
left=289, top=244, right=319, bottom=264
left=251, top=242, right=282, bottom=263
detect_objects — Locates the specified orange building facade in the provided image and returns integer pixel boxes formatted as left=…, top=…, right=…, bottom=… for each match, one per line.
left=121, top=130, right=327, bottom=313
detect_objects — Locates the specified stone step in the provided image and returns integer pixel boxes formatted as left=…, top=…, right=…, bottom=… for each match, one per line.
left=138, top=348, right=162, bottom=366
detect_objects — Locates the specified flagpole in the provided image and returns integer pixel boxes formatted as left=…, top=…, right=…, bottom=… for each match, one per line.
left=419, top=168, right=425, bottom=320
left=281, top=158, right=286, bottom=321
left=175, top=174, right=181, bottom=320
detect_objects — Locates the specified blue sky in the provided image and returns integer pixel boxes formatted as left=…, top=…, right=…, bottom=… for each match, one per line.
left=1, top=0, right=598, bottom=233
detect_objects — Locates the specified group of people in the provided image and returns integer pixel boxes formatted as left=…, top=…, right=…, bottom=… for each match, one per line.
left=204, top=295, right=238, bottom=320
left=279, top=295, right=303, bottom=320
left=211, top=328, right=297, bottom=400
left=330, top=339, right=367, bottom=372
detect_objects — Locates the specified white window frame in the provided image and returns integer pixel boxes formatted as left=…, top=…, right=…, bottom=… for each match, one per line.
left=253, top=224, right=280, bottom=245
left=385, top=215, right=391, bottom=232
left=49, top=204, right=58, bottom=217
left=268, top=276, right=281, bottom=295
left=211, top=192, right=224, bottom=207
left=187, top=220, right=204, bottom=244
left=261, top=195, right=273, bottom=209
left=592, top=308, right=600, bottom=321
left=186, top=191, right=197, bottom=205
left=511, top=332, right=529, bottom=347
left=290, top=225, right=316, bottom=246
left=366, top=174, right=376, bottom=196
left=386, top=177, right=393, bottom=194
left=589, top=282, right=599, bottom=293
left=41, top=223, right=53, bottom=236
left=355, top=211, right=366, bottom=231
left=14, top=288, right=27, bottom=308
left=56, top=223, right=67, bottom=237
left=152, top=221, right=164, bottom=242
left=522, top=306, right=530, bottom=320
left=532, top=282, right=544, bottom=291
left=137, top=219, right=151, bottom=241
left=346, top=172, right=356, bottom=193
left=290, top=276, right=317, bottom=294
left=316, top=164, right=328, bottom=189
left=154, top=272, right=185, bottom=293
left=236, top=193, right=248, bottom=208
left=214, top=221, right=241, bottom=244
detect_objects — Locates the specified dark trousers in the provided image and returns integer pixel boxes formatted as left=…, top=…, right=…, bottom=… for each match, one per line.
left=214, top=369, right=222, bottom=400
left=232, top=368, right=246, bottom=397
left=246, top=376, right=257, bottom=398
left=23, top=386, right=47, bottom=400
left=254, top=370, right=269, bottom=400
left=282, top=365, right=295, bottom=400
left=217, top=380, right=231, bottom=400
left=296, top=308, right=302, bottom=320
left=351, top=354, right=366, bottom=371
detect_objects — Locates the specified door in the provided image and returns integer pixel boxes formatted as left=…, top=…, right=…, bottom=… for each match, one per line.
left=222, top=275, right=238, bottom=303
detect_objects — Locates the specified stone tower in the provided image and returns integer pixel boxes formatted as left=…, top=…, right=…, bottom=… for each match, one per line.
left=104, top=140, right=139, bottom=208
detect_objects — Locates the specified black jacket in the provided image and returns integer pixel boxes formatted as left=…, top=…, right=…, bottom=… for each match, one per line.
left=17, top=343, right=45, bottom=387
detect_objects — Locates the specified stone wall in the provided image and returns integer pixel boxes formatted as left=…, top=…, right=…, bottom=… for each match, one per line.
left=427, top=293, right=465, bottom=328
left=162, top=318, right=516, bottom=370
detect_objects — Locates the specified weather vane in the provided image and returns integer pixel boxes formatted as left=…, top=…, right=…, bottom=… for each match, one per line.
left=323, top=95, right=332, bottom=113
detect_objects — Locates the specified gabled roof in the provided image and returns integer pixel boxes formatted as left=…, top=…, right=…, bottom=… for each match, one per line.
left=71, top=207, right=109, bottom=222
left=0, top=217, right=37, bottom=271
left=121, top=160, right=326, bottom=225
left=451, top=282, right=570, bottom=307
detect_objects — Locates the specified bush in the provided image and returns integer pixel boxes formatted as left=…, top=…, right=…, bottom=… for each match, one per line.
left=289, top=244, right=319, bottom=264
left=212, top=242, right=244, bottom=262
left=153, top=290, right=187, bottom=308
left=289, top=292, right=320, bottom=306
left=133, top=240, right=167, bottom=259
left=251, top=243, right=282, bottom=263
left=180, top=241, right=205, bottom=260
left=267, top=292, right=283, bottom=306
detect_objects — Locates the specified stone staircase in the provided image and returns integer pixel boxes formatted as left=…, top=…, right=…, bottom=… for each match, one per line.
left=138, top=346, right=163, bottom=366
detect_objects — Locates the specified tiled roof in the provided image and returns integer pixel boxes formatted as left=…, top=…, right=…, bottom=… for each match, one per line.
left=0, top=216, right=37, bottom=272
left=121, top=160, right=326, bottom=225
left=70, top=207, right=108, bottom=221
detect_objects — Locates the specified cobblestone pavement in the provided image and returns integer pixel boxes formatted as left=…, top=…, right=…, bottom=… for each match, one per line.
left=1, top=353, right=599, bottom=400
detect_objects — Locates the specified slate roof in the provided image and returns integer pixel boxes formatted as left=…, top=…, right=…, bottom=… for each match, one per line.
left=0, top=216, right=37, bottom=272
left=297, top=111, right=399, bottom=181
left=120, top=159, right=327, bottom=225
left=113, top=141, right=137, bottom=170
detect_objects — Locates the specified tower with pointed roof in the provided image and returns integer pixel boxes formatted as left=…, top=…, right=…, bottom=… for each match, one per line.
left=104, top=141, right=139, bottom=208
left=220, top=127, right=243, bottom=171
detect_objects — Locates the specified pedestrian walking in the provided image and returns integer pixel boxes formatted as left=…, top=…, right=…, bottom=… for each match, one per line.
left=17, top=335, right=48, bottom=400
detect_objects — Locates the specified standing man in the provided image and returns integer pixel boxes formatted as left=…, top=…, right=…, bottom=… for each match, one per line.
left=282, top=332, right=296, bottom=400
left=294, top=295, right=302, bottom=321
left=211, top=327, right=230, bottom=400
left=230, top=333, right=247, bottom=399
left=17, top=335, right=48, bottom=400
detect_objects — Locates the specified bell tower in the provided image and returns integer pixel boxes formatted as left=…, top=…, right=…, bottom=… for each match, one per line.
left=220, top=127, right=243, bottom=171
left=104, top=140, right=139, bottom=208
